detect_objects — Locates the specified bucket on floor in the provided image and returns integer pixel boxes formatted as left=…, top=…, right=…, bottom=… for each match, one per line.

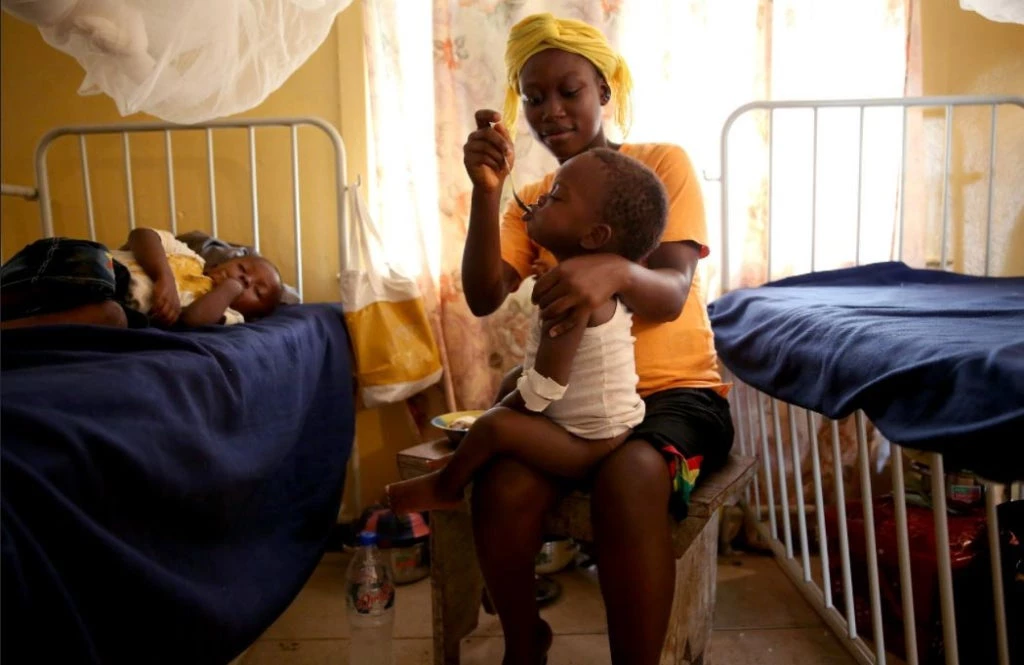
left=359, top=505, right=430, bottom=585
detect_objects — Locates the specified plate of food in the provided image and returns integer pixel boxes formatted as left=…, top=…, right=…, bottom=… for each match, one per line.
left=431, top=410, right=487, bottom=445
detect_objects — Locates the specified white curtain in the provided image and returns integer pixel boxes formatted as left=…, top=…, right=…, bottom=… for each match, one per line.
left=362, top=0, right=441, bottom=282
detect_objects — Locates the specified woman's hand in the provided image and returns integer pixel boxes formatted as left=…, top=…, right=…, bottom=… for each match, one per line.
left=150, top=275, right=182, bottom=326
left=464, top=109, right=514, bottom=194
left=532, top=254, right=630, bottom=337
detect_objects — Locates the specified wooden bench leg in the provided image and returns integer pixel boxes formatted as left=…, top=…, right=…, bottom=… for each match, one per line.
left=661, top=510, right=721, bottom=665
left=429, top=507, right=484, bottom=665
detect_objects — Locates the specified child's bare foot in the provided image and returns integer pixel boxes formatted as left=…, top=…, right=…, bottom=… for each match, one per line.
left=384, top=472, right=464, bottom=514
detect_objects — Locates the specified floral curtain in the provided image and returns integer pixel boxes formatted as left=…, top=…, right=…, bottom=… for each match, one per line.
left=364, top=0, right=909, bottom=411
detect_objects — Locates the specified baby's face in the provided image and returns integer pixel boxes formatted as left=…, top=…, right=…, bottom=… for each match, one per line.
left=524, top=152, right=606, bottom=255
left=207, top=256, right=283, bottom=318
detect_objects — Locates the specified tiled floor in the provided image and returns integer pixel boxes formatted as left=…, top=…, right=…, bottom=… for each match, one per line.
left=239, top=552, right=856, bottom=664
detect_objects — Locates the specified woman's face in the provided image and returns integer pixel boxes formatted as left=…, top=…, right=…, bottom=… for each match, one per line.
left=518, top=49, right=610, bottom=163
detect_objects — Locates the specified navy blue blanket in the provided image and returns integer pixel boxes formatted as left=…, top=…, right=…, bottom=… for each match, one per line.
left=708, top=263, right=1024, bottom=481
left=1, top=304, right=355, bottom=664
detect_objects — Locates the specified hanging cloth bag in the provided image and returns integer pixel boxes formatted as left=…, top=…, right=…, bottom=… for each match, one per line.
left=340, top=185, right=443, bottom=407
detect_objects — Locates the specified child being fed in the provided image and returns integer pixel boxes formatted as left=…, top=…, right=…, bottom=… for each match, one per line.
left=385, top=147, right=667, bottom=514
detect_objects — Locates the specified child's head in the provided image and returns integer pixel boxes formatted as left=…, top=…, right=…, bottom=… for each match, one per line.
left=524, top=148, right=667, bottom=262
left=205, top=255, right=284, bottom=319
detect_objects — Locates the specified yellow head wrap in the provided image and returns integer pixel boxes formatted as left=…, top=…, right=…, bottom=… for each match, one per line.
left=503, top=13, right=633, bottom=140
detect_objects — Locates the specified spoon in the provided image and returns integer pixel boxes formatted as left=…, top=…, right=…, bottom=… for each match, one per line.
left=504, top=156, right=531, bottom=214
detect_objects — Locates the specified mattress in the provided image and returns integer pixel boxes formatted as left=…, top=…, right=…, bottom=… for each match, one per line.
left=708, top=262, right=1024, bottom=481
left=1, top=304, right=356, bottom=664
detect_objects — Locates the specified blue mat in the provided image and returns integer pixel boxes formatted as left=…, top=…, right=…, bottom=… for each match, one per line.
left=708, top=263, right=1024, bottom=481
left=1, top=304, right=356, bottom=663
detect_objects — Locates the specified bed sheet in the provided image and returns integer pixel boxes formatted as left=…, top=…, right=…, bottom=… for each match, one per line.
left=1, top=304, right=356, bottom=664
left=708, top=262, right=1024, bottom=481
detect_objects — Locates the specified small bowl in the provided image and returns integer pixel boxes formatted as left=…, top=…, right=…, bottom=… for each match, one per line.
left=535, top=538, right=578, bottom=574
left=431, top=410, right=487, bottom=445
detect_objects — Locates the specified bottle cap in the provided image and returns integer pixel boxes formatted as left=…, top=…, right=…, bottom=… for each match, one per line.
left=356, top=530, right=377, bottom=547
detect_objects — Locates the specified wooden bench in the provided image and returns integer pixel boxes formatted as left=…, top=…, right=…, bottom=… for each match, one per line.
left=397, top=440, right=757, bottom=665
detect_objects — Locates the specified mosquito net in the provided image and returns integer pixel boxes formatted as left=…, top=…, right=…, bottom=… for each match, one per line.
left=2, top=0, right=354, bottom=123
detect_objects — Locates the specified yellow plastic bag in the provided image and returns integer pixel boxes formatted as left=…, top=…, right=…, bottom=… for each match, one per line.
left=340, top=185, right=442, bottom=407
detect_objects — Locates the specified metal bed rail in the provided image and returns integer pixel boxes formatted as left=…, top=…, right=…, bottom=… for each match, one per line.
left=31, top=116, right=362, bottom=518
left=35, top=116, right=354, bottom=303
left=717, top=95, right=1023, bottom=665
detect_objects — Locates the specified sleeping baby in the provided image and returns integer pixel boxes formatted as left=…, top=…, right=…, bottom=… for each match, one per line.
left=0, top=228, right=283, bottom=330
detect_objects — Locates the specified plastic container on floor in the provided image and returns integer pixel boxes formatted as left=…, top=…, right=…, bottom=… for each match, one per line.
left=346, top=531, right=395, bottom=665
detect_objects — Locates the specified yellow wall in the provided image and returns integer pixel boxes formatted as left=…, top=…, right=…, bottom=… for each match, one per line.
left=910, top=0, right=1024, bottom=275
left=0, top=1, right=424, bottom=512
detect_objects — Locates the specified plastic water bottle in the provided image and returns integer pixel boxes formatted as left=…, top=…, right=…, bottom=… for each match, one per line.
left=346, top=531, right=395, bottom=665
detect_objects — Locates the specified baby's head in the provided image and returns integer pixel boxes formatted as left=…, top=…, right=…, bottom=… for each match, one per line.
left=525, top=148, right=667, bottom=263
left=205, top=255, right=284, bottom=319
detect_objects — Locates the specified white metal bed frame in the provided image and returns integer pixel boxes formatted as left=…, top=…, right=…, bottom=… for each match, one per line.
left=3, top=115, right=363, bottom=517
left=717, top=94, right=1024, bottom=665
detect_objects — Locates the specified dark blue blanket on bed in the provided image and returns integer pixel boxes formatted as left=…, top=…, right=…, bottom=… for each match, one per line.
left=708, top=263, right=1024, bottom=481
left=1, top=304, right=356, bottom=664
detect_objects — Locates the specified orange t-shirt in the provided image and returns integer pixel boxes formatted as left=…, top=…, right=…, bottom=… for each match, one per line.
left=500, top=143, right=726, bottom=398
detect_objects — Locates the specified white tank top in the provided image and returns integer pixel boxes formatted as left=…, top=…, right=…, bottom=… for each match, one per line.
left=520, top=300, right=645, bottom=439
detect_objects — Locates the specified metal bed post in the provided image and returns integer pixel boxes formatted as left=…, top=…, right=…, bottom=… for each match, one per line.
left=165, top=131, right=177, bottom=236
left=983, top=106, right=998, bottom=277
left=122, top=133, right=136, bottom=230
left=855, top=411, right=886, bottom=663
left=206, top=129, right=219, bottom=238
left=941, top=106, right=953, bottom=271
left=79, top=136, right=97, bottom=241
left=248, top=127, right=260, bottom=253
left=771, top=399, right=794, bottom=559
left=890, top=444, right=920, bottom=665
left=756, top=394, right=779, bottom=539
left=855, top=107, right=865, bottom=266
left=290, top=126, right=304, bottom=302
left=806, top=409, right=833, bottom=609
left=830, top=418, right=858, bottom=640
left=788, top=405, right=812, bottom=583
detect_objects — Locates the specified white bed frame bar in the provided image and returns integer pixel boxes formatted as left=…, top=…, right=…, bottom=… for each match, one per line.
left=33, top=116, right=353, bottom=304
left=718, top=95, right=1023, bottom=665
left=24, top=116, right=362, bottom=518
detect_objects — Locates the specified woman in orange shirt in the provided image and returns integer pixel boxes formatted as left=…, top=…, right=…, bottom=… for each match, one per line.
left=461, top=13, right=734, bottom=665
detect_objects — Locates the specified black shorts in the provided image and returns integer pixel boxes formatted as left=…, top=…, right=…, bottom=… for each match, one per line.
left=0, top=237, right=145, bottom=326
left=628, top=387, right=735, bottom=519
left=630, top=387, right=734, bottom=467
